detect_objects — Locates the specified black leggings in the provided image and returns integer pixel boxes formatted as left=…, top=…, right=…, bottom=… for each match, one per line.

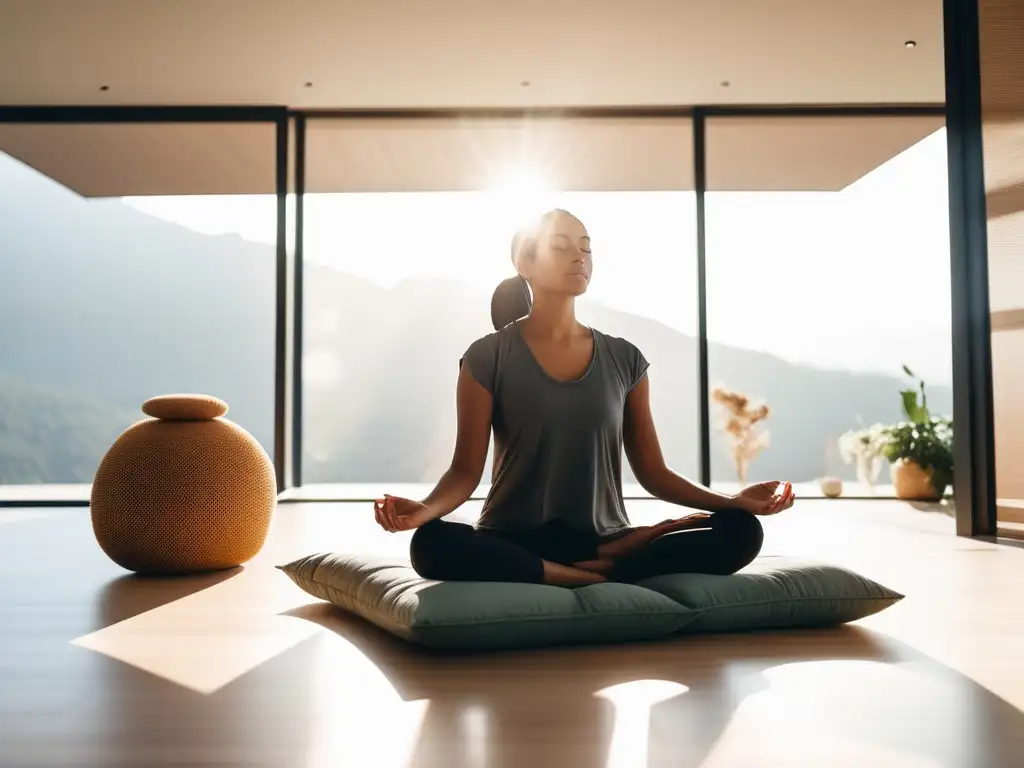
left=410, top=508, right=764, bottom=585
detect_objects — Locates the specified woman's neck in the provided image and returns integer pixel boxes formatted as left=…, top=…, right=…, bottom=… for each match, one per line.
left=523, top=293, right=580, bottom=340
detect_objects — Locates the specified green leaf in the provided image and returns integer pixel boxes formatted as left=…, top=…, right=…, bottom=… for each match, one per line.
left=900, top=389, right=918, bottom=420
left=900, top=389, right=930, bottom=424
left=902, top=364, right=916, bottom=378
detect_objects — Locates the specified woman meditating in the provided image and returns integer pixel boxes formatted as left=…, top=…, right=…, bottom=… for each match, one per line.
left=374, top=208, right=795, bottom=587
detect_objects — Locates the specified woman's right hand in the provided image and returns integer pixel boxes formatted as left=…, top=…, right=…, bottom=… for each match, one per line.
left=373, top=494, right=434, bottom=533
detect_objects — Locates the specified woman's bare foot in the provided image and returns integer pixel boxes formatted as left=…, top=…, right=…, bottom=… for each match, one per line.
left=597, top=515, right=711, bottom=560
left=572, top=558, right=617, bottom=576
left=541, top=560, right=608, bottom=587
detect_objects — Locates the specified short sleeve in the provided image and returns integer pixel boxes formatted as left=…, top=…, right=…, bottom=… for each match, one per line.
left=627, top=342, right=650, bottom=392
left=460, top=333, right=500, bottom=393
left=599, top=332, right=649, bottom=394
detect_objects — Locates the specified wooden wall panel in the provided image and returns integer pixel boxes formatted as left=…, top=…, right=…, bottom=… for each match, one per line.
left=979, top=0, right=1024, bottom=508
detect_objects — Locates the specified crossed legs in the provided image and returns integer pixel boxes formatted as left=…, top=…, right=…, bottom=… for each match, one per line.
left=410, top=508, right=764, bottom=586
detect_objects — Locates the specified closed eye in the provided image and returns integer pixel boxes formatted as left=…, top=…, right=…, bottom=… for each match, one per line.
left=549, top=234, right=591, bottom=257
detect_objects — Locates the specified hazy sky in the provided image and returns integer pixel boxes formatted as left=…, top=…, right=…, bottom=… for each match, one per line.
left=125, top=128, right=952, bottom=383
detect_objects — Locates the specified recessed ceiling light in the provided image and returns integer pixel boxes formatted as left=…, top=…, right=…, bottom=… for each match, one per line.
left=905, top=40, right=917, bottom=48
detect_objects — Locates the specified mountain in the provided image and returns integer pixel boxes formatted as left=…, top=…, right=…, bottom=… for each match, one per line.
left=0, top=373, right=136, bottom=484
left=0, top=152, right=952, bottom=487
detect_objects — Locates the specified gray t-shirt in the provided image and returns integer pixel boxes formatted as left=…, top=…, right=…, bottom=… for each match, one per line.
left=461, top=321, right=650, bottom=536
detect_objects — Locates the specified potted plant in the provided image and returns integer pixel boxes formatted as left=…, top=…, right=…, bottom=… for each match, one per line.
left=880, top=366, right=954, bottom=501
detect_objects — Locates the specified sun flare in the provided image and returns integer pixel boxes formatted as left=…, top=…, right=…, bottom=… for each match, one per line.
left=486, top=169, right=557, bottom=230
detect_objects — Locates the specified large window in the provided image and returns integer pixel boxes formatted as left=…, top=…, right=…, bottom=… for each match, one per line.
left=0, top=121, right=278, bottom=496
left=1, top=113, right=958, bottom=504
left=301, top=117, right=699, bottom=498
left=704, top=116, right=952, bottom=496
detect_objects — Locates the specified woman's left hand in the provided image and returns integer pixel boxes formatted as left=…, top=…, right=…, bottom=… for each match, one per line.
left=733, top=481, right=796, bottom=516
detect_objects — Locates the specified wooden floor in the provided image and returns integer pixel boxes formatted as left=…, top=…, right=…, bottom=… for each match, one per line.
left=2, top=499, right=1023, bottom=768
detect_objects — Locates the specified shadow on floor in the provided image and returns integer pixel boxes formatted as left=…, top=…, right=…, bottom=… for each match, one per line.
left=287, top=603, right=1024, bottom=768
left=909, top=499, right=955, bottom=517
left=95, top=567, right=243, bottom=629
left=979, top=534, right=1024, bottom=551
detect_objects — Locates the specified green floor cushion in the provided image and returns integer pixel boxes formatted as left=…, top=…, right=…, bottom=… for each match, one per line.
left=278, top=553, right=903, bottom=651
left=277, top=552, right=693, bottom=651
left=636, top=555, right=904, bottom=634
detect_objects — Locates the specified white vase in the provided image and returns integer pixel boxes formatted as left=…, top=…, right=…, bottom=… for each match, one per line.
left=855, top=454, right=884, bottom=493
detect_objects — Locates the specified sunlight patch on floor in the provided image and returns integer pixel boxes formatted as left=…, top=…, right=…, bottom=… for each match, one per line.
left=701, top=685, right=943, bottom=768
left=71, top=569, right=321, bottom=695
left=595, top=680, right=689, bottom=768
left=301, top=630, right=430, bottom=768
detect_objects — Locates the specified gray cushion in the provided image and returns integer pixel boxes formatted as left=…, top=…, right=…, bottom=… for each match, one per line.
left=638, top=556, right=904, bottom=634
left=277, top=552, right=903, bottom=651
left=277, top=553, right=693, bottom=651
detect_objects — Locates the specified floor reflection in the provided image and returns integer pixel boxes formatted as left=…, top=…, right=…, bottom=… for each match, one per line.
left=287, top=605, right=1024, bottom=768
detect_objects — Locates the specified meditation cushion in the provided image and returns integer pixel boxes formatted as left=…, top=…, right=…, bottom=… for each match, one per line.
left=635, top=556, right=904, bottom=634
left=278, top=552, right=903, bottom=651
left=278, top=553, right=691, bottom=650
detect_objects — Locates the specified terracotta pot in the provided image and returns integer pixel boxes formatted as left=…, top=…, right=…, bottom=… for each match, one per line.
left=890, top=459, right=942, bottom=501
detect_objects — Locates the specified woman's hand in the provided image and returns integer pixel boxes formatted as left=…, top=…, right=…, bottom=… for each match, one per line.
left=597, top=513, right=713, bottom=560
left=733, top=481, right=795, bottom=516
left=373, top=494, right=433, bottom=532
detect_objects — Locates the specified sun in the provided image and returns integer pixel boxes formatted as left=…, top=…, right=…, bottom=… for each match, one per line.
left=486, top=169, right=557, bottom=230
left=488, top=169, right=551, bottom=197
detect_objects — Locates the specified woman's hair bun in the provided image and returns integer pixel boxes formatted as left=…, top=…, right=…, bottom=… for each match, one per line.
left=490, top=275, right=532, bottom=330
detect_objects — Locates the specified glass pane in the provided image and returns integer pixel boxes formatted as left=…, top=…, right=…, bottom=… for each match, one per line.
left=302, top=117, right=698, bottom=498
left=0, top=122, right=277, bottom=497
left=705, top=116, right=952, bottom=499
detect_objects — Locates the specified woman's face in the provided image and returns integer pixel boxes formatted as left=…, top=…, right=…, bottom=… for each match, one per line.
left=521, top=211, right=592, bottom=296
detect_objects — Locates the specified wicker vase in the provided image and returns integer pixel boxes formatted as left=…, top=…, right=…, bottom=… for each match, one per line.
left=890, top=459, right=941, bottom=502
left=90, top=394, right=277, bottom=575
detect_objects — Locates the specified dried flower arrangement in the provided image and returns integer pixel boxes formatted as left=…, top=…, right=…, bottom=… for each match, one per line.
left=711, top=387, right=771, bottom=483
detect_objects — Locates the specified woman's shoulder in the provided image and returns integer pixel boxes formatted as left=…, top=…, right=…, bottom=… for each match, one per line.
left=592, top=328, right=645, bottom=358
left=593, top=329, right=650, bottom=389
left=465, top=323, right=518, bottom=354
left=462, top=324, right=520, bottom=368
left=461, top=325, right=520, bottom=393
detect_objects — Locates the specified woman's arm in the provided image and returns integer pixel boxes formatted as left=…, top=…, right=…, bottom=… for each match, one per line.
left=418, top=364, right=494, bottom=520
left=623, top=375, right=738, bottom=511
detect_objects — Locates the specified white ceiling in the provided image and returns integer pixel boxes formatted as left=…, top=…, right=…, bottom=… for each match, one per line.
left=0, top=0, right=945, bottom=109
left=0, top=115, right=943, bottom=195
